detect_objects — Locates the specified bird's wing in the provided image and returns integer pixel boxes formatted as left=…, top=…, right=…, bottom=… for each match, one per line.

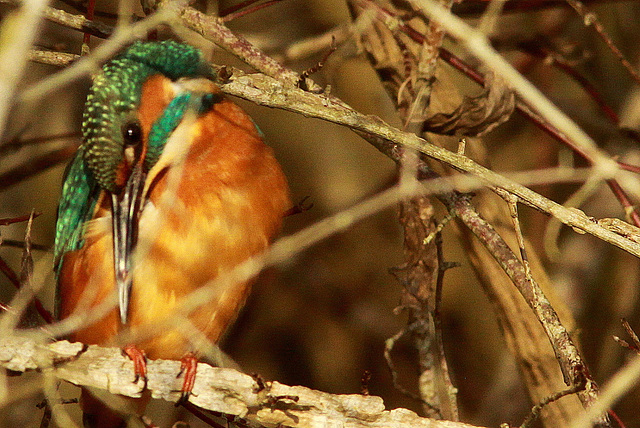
left=54, top=148, right=99, bottom=274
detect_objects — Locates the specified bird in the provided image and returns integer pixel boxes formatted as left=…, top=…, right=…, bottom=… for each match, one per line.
left=54, top=40, right=290, bottom=427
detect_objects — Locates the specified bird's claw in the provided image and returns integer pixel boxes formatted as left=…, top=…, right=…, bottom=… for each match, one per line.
left=122, top=345, right=148, bottom=386
left=175, top=352, right=198, bottom=405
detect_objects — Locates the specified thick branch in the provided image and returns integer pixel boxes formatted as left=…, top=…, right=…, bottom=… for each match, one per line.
left=0, top=336, right=481, bottom=428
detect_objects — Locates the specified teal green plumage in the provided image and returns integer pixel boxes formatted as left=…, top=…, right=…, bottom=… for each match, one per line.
left=54, top=148, right=98, bottom=272
left=145, top=93, right=192, bottom=169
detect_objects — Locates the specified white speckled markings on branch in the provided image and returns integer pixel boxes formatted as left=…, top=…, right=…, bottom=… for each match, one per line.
left=0, top=336, right=483, bottom=428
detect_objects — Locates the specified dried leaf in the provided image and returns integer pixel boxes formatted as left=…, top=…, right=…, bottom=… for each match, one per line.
left=424, top=71, right=515, bottom=136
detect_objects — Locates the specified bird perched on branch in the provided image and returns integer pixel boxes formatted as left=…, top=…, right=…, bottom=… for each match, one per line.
left=54, top=40, right=290, bottom=427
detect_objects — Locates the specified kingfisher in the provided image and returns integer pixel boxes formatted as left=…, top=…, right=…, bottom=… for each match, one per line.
left=54, top=40, right=290, bottom=427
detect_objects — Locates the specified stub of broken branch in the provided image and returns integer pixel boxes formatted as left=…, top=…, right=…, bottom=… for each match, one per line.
left=0, top=335, right=481, bottom=428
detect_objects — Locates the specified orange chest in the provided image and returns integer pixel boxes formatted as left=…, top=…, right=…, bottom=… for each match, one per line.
left=58, top=102, right=290, bottom=358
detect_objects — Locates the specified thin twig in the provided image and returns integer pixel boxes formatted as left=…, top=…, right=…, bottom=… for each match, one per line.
left=19, top=7, right=174, bottom=105
left=55, top=0, right=120, bottom=20
left=565, top=0, right=640, bottom=86
left=453, top=0, right=631, bottom=15
left=501, top=191, right=533, bottom=281
left=543, top=175, right=602, bottom=258
left=384, top=327, right=436, bottom=408
left=180, top=402, right=226, bottom=428
left=0, top=0, right=50, bottom=140
left=0, top=213, right=41, bottom=226
left=407, top=0, right=631, bottom=202
left=518, top=41, right=620, bottom=124
left=222, top=0, right=285, bottom=22
left=364, top=2, right=640, bottom=226
left=1, top=239, right=49, bottom=252
left=433, top=229, right=459, bottom=420
left=218, top=69, right=640, bottom=257
left=0, top=144, right=78, bottom=190
left=42, top=4, right=113, bottom=39
left=28, top=50, right=79, bottom=67
left=0, top=131, right=79, bottom=156
left=297, top=37, right=337, bottom=90
left=522, top=382, right=587, bottom=428
left=175, top=4, right=313, bottom=89
left=0, top=212, right=47, bottom=332
left=441, top=190, right=603, bottom=421
left=0, top=251, right=53, bottom=324
left=614, top=319, right=640, bottom=354
left=569, top=356, right=640, bottom=428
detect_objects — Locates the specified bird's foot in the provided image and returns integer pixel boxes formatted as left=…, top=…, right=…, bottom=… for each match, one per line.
left=176, top=352, right=198, bottom=405
left=122, top=345, right=148, bottom=386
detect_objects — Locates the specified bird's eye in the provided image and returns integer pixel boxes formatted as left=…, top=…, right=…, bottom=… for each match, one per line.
left=122, top=121, right=142, bottom=146
left=199, top=92, right=224, bottom=114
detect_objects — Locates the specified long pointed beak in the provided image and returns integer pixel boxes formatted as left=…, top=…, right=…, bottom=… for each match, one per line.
left=111, top=164, right=146, bottom=324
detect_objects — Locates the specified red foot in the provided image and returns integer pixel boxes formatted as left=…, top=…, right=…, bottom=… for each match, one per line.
left=122, top=345, right=147, bottom=385
left=177, top=352, right=198, bottom=404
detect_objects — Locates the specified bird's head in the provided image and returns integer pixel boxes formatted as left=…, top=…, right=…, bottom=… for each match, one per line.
left=82, top=40, right=215, bottom=193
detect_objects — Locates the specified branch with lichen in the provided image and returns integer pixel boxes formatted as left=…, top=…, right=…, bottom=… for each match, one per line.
left=0, top=336, right=481, bottom=428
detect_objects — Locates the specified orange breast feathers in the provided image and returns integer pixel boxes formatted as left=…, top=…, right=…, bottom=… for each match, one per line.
left=57, top=74, right=290, bottom=360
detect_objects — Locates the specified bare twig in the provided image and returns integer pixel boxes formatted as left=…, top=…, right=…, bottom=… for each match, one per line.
left=432, top=230, right=459, bottom=420
left=379, top=0, right=459, bottom=418
left=439, top=44, right=640, bottom=179
left=614, top=319, right=640, bottom=354
left=19, top=6, right=174, bottom=105
left=356, top=2, right=640, bottom=227
left=569, top=356, right=640, bottom=428
left=384, top=327, right=437, bottom=410
left=392, top=196, right=442, bottom=418
left=221, top=0, right=285, bottom=22
left=543, top=175, right=602, bottom=258
left=0, top=212, right=43, bottom=332
left=28, top=50, right=79, bottom=67
left=565, top=0, right=640, bottom=86
left=43, top=4, right=113, bottom=38
left=0, top=1, right=113, bottom=38
left=0, top=219, right=53, bottom=324
left=500, top=192, right=533, bottom=281
left=217, top=69, right=640, bottom=257
left=0, top=213, right=41, bottom=226
left=453, top=0, right=630, bottom=15
left=407, top=0, right=629, bottom=199
left=442, top=192, right=604, bottom=420
left=174, top=4, right=313, bottom=89
left=518, top=41, right=620, bottom=124
left=0, top=131, right=79, bottom=155
left=0, top=0, right=50, bottom=140
left=522, top=382, right=587, bottom=428
left=0, top=144, right=78, bottom=190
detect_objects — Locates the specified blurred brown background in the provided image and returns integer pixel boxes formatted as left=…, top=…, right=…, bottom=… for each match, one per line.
left=2, top=0, right=640, bottom=427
